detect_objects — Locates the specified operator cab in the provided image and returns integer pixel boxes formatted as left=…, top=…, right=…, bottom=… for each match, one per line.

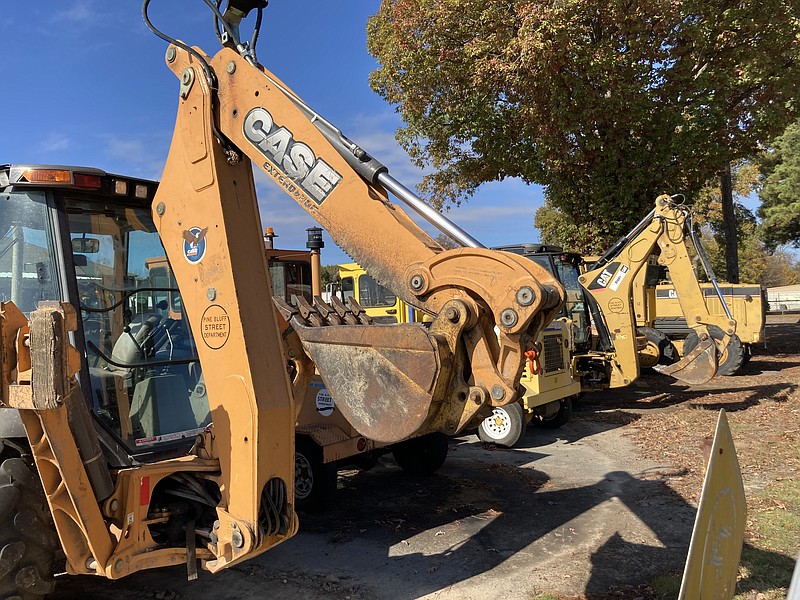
left=0, top=165, right=210, bottom=464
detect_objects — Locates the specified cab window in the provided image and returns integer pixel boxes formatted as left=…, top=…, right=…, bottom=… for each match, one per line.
left=357, top=274, right=396, bottom=308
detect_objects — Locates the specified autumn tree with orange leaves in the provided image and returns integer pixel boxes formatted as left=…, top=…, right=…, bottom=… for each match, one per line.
left=367, top=0, right=800, bottom=251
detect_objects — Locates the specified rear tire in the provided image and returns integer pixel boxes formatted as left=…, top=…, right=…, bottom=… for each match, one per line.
left=391, top=433, right=449, bottom=475
left=294, top=437, right=337, bottom=512
left=477, top=402, right=525, bottom=447
left=684, top=326, right=746, bottom=376
left=534, top=397, right=573, bottom=429
left=0, top=451, right=58, bottom=600
left=637, top=327, right=677, bottom=369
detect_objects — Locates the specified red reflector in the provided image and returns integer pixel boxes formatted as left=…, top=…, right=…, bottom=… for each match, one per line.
left=73, top=173, right=102, bottom=189
left=140, top=476, right=151, bottom=506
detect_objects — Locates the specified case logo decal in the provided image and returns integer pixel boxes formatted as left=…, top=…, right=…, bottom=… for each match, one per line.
left=182, top=226, right=208, bottom=264
left=244, top=107, right=342, bottom=206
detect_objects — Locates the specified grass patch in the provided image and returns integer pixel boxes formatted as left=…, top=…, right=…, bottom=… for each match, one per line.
left=734, top=478, right=800, bottom=597
left=752, top=479, right=800, bottom=555
left=650, top=572, right=681, bottom=599
left=735, top=543, right=796, bottom=599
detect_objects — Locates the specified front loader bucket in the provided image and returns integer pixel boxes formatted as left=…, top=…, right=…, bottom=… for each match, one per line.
left=654, top=336, right=718, bottom=385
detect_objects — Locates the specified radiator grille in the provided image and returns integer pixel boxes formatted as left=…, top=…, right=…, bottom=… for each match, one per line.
left=542, top=334, right=565, bottom=373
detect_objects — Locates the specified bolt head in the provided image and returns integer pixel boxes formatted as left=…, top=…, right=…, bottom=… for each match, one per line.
left=207, top=288, right=217, bottom=301
left=444, top=307, right=460, bottom=322
left=166, top=47, right=176, bottom=62
left=227, top=61, right=236, bottom=74
left=110, top=499, right=119, bottom=512
left=516, top=286, right=535, bottom=307
left=231, top=530, right=244, bottom=548
left=490, top=385, right=506, bottom=401
left=156, top=202, right=165, bottom=216
left=409, top=275, right=424, bottom=291
left=469, top=390, right=483, bottom=405
left=500, top=308, right=518, bottom=328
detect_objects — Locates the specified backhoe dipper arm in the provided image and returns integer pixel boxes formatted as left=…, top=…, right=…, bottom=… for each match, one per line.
left=579, top=195, right=736, bottom=386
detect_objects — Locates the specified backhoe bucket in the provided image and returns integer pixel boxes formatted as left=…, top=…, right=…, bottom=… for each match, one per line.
left=654, top=336, right=718, bottom=385
left=289, top=321, right=446, bottom=443
left=275, top=296, right=466, bottom=443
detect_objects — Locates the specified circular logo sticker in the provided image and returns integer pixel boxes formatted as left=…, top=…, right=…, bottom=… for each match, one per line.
left=315, top=388, right=334, bottom=417
left=201, top=304, right=230, bottom=349
left=183, top=226, right=208, bottom=264
left=608, top=297, right=626, bottom=313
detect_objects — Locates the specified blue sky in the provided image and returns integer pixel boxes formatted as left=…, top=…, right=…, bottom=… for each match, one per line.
left=1, top=1, right=545, bottom=266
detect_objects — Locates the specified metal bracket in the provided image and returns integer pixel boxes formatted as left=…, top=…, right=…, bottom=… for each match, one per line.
left=180, top=67, right=196, bottom=100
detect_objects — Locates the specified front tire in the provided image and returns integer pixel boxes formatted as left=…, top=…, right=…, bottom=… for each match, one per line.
left=294, top=437, right=337, bottom=512
left=637, top=326, right=677, bottom=369
left=391, top=433, right=449, bottom=475
left=477, top=402, right=525, bottom=447
left=0, top=452, right=58, bottom=600
left=684, top=326, right=746, bottom=376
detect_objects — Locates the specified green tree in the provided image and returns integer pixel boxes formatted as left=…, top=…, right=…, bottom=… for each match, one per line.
left=320, top=265, right=340, bottom=288
left=434, top=233, right=459, bottom=250
left=699, top=228, right=800, bottom=286
left=758, top=120, right=800, bottom=249
left=368, top=0, right=800, bottom=247
left=533, top=161, right=759, bottom=253
left=533, top=200, right=605, bottom=253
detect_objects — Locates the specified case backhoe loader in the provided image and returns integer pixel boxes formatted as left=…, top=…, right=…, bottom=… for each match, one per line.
left=0, top=2, right=744, bottom=597
left=0, top=0, right=565, bottom=595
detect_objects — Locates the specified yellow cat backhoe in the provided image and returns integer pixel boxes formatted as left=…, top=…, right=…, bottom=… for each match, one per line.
left=0, top=2, right=743, bottom=597
left=578, top=195, right=738, bottom=387
left=0, top=0, right=564, bottom=594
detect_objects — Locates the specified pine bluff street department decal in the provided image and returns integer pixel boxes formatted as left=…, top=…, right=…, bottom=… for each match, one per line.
left=201, top=304, right=230, bottom=350
left=243, top=107, right=342, bottom=207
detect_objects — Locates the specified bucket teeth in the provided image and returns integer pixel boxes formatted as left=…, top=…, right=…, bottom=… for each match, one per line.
left=272, top=296, right=373, bottom=328
left=312, top=296, right=343, bottom=325
left=293, top=296, right=325, bottom=327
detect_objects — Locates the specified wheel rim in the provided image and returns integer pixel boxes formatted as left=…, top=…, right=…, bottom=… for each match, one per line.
left=639, top=340, right=661, bottom=368
left=295, top=453, right=314, bottom=499
left=481, top=407, right=512, bottom=439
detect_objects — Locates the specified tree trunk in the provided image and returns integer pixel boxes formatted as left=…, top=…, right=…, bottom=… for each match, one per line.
left=720, top=163, right=739, bottom=284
